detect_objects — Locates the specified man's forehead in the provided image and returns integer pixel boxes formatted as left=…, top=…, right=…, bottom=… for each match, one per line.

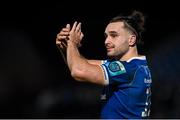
left=105, top=22, right=124, bottom=32
left=108, top=22, right=124, bottom=27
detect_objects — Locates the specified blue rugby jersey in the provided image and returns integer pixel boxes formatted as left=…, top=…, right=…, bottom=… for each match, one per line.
left=100, top=56, right=152, bottom=119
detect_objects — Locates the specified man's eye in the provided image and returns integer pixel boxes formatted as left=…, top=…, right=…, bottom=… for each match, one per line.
left=110, top=34, right=118, bottom=38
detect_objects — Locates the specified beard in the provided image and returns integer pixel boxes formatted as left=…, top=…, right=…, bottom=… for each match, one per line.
left=105, top=42, right=129, bottom=60
left=106, top=48, right=128, bottom=60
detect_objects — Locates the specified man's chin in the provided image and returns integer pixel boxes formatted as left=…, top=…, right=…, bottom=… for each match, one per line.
left=107, top=53, right=115, bottom=58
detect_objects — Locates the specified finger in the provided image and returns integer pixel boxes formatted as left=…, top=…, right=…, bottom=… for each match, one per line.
left=56, top=41, right=65, bottom=49
left=56, top=40, right=61, bottom=45
left=71, top=21, right=77, bottom=32
left=59, top=44, right=64, bottom=49
left=56, top=38, right=62, bottom=44
left=58, top=31, right=69, bottom=36
left=57, top=31, right=69, bottom=39
left=66, top=24, right=70, bottom=31
left=75, top=22, right=81, bottom=32
left=56, top=38, right=63, bottom=47
left=62, top=28, right=70, bottom=32
left=57, top=36, right=67, bottom=40
left=61, top=41, right=67, bottom=47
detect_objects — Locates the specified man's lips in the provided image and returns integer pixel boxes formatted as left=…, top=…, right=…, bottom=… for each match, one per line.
left=106, top=47, right=114, bottom=51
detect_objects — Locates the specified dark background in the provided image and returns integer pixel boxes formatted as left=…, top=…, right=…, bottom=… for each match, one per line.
left=0, top=1, right=180, bottom=118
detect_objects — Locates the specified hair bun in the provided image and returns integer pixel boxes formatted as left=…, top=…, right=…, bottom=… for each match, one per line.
left=131, top=10, right=145, bottom=31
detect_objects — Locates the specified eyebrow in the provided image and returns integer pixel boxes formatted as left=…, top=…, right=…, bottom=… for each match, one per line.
left=104, top=31, right=119, bottom=35
left=108, top=31, right=118, bottom=34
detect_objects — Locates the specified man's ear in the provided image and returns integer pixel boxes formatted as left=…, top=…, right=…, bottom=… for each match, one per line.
left=129, top=34, right=136, bottom=46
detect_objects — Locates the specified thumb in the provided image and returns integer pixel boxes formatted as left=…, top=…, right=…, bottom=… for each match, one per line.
left=66, top=24, right=70, bottom=31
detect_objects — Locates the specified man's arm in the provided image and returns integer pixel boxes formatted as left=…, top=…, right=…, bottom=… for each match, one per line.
left=56, top=37, right=102, bottom=66
left=67, top=22, right=106, bottom=85
left=56, top=23, right=103, bottom=66
left=87, top=60, right=103, bottom=65
left=56, top=24, right=70, bottom=65
left=57, top=44, right=103, bottom=68
left=67, top=41, right=106, bottom=85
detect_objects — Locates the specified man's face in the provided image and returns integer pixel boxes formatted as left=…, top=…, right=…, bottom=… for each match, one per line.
left=104, top=21, right=131, bottom=58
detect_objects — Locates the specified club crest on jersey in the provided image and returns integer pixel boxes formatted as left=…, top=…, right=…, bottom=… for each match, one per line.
left=108, top=61, right=126, bottom=76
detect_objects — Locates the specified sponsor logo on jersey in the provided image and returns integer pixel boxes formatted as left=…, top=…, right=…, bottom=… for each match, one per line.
left=108, top=61, right=126, bottom=76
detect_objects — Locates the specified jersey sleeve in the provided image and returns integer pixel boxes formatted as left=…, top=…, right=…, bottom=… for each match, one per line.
left=100, top=60, right=128, bottom=85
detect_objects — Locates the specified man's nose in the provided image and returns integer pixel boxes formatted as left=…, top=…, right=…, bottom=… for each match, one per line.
left=105, top=36, right=110, bottom=44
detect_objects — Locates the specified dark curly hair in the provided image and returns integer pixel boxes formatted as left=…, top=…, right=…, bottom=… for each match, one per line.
left=110, top=10, right=146, bottom=45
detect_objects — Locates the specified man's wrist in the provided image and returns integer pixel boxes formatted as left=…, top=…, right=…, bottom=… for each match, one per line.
left=67, top=40, right=78, bottom=47
left=67, top=40, right=81, bottom=47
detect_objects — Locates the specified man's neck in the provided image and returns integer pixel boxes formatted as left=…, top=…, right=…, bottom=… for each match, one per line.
left=119, top=46, right=139, bottom=61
